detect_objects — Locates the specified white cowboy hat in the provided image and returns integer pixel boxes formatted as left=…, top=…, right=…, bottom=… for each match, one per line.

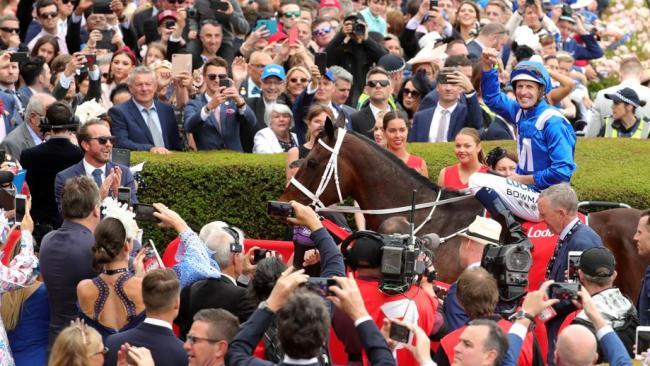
left=459, top=216, right=502, bottom=245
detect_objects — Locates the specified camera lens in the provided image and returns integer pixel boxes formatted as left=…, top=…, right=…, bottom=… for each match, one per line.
left=505, top=247, right=532, bottom=272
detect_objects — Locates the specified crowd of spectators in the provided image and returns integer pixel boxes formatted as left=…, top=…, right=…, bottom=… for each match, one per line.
left=0, top=0, right=647, bottom=365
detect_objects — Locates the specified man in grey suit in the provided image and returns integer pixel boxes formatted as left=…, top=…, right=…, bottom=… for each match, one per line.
left=184, top=57, right=256, bottom=151
left=588, top=56, right=650, bottom=137
left=0, top=93, right=55, bottom=160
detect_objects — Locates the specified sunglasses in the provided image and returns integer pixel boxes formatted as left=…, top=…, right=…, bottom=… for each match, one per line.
left=39, top=11, right=58, bottom=19
left=0, top=27, right=18, bottom=33
left=281, top=11, right=301, bottom=18
left=366, top=80, right=390, bottom=88
left=312, top=27, right=332, bottom=37
left=166, top=0, right=185, bottom=3
left=403, top=88, right=420, bottom=97
left=89, top=136, right=117, bottom=145
left=163, top=19, right=176, bottom=29
left=207, top=73, right=228, bottom=81
left=290, top=77, right=309, bottom=83
left=61, top=0, right=72, bottom=4
left=186, top=335, right=219, bottom=344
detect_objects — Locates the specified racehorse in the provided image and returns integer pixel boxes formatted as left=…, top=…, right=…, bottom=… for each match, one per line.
left=279, top=120, right=646, bottom=300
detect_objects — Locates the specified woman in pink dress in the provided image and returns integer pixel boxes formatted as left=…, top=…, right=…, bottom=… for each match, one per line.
left=383, top=111, right=429, bottom=177
left=437, top=127, right=488, bottom=190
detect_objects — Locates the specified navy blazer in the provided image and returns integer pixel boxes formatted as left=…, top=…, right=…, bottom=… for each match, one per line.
left=292, top=88, right=352, bottom=145
left=16, top=85, right=32, bottom=110
left=109, top=99, right=182, bottom=151
left=54, top=160, right=138, bottom=213
left=0, top=90, right=22, bottom=132
left=104, top=322, right=188, bottom=366
left=184, top=94, right=257, bottom=151
left=410, top=93, right=483, bottom=142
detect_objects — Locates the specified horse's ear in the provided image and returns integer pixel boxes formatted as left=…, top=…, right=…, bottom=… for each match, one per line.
left=324, top=116, right=335, bottom=141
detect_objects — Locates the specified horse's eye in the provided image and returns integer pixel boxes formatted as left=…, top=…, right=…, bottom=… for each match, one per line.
left=307, top=159, right=318, bottom=168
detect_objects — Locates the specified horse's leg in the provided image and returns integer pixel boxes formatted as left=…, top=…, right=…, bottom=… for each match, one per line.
left=588, top=208, right=644, bottom=302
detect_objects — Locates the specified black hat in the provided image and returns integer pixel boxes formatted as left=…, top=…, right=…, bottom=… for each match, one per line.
left=605, top=87, right=646, bottom=108
left=378, top=54, right=406, bottom=74
left=40, top=101, right=80, bottom=132
left=579, top=247, right=616, bottom=278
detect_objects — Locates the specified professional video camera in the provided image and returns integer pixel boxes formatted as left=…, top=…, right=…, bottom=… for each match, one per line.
left=481, top=243, right=532, bottom=302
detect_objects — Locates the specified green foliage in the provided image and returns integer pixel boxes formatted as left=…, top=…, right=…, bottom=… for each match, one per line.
left=133, top=139, right=650, bottom=246
left=588, top=76, right=620, bottom=99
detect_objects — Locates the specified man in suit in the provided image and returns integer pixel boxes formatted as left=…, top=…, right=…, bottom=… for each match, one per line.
left=1, top=93, right=55, bottom=160
left=184, top=57, right=256, bottom=151
left=167, top=19, right=224, bottom=70
left=109, top=66, right=182, bottom=153
left=538, top=183, right=603, bottom=365
left=0, top=15, right=29, bottom=52
left=20, top=101, right=82, bottom=241
left=588, top=56, right=650, bottom=137
left=40, top=176, right=99, bottom=345
left=17, top=57, right=52, bottom=107
left=293, top=68, right=352, bottom=144
left=0, top=51, right=25, bottom=130
left=183, top=309, right=240, bottom=366
left=54, top=120, right=137, bottom=212
left=410, top=68, right=483, bottom=142
left=351, top=66, right=394, bottom=139
left=175, top=223, right=255, bottom=338
left=242, top=64, right=290, bottom=152
left=467, top=22, right=507, bottom=61
left=105, top=269, right=188, bottom=366
left=235, top=51, right=272, bottom=99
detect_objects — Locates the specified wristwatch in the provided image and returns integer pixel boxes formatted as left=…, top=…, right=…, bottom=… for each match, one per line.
left=509, top=310, right=535, bottom=322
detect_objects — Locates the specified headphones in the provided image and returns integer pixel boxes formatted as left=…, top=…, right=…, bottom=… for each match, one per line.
left=222, top=225, right=243, bottom=253
left=340, top=230, right=385, bottom=270
left=39, top=114, right=81, bottom=132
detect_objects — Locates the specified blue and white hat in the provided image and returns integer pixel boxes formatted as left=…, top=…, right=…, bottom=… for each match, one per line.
left=262, top=64, right=286, bottom=81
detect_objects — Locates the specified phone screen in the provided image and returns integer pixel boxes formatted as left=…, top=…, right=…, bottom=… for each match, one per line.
left=637, top=328, right=650, bottom=356
left=389, top=322, right=411, bottom=343
left=10, top=52, right=28, bottom=63
left=15, top=195, right=26, bottom=223
left=134, top=204, right=158, bottom=222
left=567, top=252, right=582, bottom=282
left=315, top=53, right=327, bottom=76
left=267, top=201, right=294, bottom=218
left=117, top=188, right=131, bottom=206
left=143, top=241, right=164, bottom=272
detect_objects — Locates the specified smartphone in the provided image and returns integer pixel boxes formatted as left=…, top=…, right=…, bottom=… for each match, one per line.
left=0, top=188, right=15, bottom=211
left=210, top=0, right=229, bottom=11
left=253, top=248, right=269, bottom=264
left=305, top=277, right=336, bottom=297
left=84, top=54, right=97, bottom=68
left=133, top=203, right=159, bottom=222
left=288, top=27, right=298, bottom=46
left=171, top=53, right=193, bottom=77
left=389, top=321, right=411, bottom=343
left=219, top=78, right=231, bottom=88
left=267, top=201, right=294, bottom=218
left=567, top=251, right=582, bottom=283
left=10, top=52, right=28, bottom=64
left=429, top=0, right=438, bottom=10
left=254, top=19, right=278, bottom=35
left=14, top=194, right=26, bottom=223
left=547, top=282, right=580, bottom=300
left=97, top=29, right=114, bottom=50
left=315, top=52, right=327, bottom=76
left=143, top=240, right=165, bottom=272
left=636, top=326, right=650, bottom=356
left=111, top=148, right=131, bottom=167
left=92, top=0, right=113, bottom=14
left=117, top=187, right=131, bottom=207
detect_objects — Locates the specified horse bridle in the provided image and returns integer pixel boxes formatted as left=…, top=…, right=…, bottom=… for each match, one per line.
left=289, top=128, right=347, bottom=209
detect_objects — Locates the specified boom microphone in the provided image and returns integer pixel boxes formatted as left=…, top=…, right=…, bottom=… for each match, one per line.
left=420, top=233, right=441, bottom=252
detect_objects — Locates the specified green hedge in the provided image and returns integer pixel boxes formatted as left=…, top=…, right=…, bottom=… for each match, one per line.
left=132, top=138, right=650, bottom=246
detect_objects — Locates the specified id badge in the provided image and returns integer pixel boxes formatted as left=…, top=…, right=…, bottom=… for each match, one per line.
left=539, top=306, right=557, bottom=322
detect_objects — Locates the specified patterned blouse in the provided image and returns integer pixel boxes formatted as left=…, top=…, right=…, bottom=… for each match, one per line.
left=172, top=229, right=221, bottom=288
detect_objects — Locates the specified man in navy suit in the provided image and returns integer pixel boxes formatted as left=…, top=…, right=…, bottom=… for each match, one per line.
left=410, top=68, right=483, bottom=142
left=109, top=66, right=182, bottom=153
left=183, top=309, right=240, bottom=366
left=105, top=269, right=188, bottom=366
left=54, top=120, right=137, bottom=212
left=184, top=57, right=256, bottom=151
left=0, top=51, right=25, bottom=132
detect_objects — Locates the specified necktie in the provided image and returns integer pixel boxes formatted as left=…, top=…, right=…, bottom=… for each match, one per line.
left=143, top=108, right=165, bottom=147
left=213, top=106, right=222, bottom=135
left=435, top=109, right=449, bottom=142
left=92, top=168, right=103, bottom=188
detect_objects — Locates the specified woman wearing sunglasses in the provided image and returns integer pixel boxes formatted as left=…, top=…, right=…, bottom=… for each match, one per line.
left=285, top=66, right=310, bottom=105
left=397, top=70, right=432, bottom=122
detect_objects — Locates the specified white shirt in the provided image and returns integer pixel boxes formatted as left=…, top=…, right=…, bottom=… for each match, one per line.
left=428, top=102, right=458, bottom=142
left=82, top=158, right=106, bottom=183
left=369, top=103, right=390, bottom=121
left=132, top=100, right=164, bottom=144
left=221, top=273, right=237, bottom=286
left=559, top=217, right=580, bottom=241
left=143, top=317, right=173, bottom=330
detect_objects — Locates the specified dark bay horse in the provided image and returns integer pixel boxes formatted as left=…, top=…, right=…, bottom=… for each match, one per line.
left=279, top=121, right=645, bottom=299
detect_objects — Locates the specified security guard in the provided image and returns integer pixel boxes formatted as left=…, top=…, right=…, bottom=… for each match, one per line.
left=600, top=87, right=650, bottom=138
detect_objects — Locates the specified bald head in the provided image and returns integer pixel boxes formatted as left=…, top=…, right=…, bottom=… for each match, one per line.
left=249, top=51, right=273, bottom=86
left=555, top=325, right=598, bottom=366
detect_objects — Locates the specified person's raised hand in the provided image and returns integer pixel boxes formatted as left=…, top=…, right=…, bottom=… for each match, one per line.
left=87, top=29, right=102, bottom=49
left=152, top=203, right=189, bottom=233
left=380, top=319, right=399, bottom=351
left=286, top=201, right=322, bottom=231
left=327, top=272, right=369, bottom=321
left=231, top=56, right=248, bottom=84
left=7, top=32, right=19, bottom=48
left=416, top=0, right=429, bottom=20
left=522, top=280, right=560, bottom=317
left=309, top=64, right=321, bottom=88
left=110, top=166, right=122, bottom=197
left=125, top=345, right=155, bottom=366
left=149, top=146, right=171, bottom=154
left=0, top=53, right=10, bottom=69
left=247, top=25, right=270, bottom=45
left=111, top=32, right=125, bottom=48
left=20, top=199, right=34, bottom=234
left=133, top=248, right=146, bottom=278
left=99, top=171, right=116, bottom=200
left=403, top=322, right=433, bottom=364
left=242, top=246, right=258, bottom=274
left=110, top=0, right=124, bottom=20
left=303, top=249, right=320, bottom=267
left=266, top=267, right=308, bottom=312
left=76, top=0, right=93, bottom=16
left=447, top=70, right=474, bottom=93
left=216, top=0, right=234, bottom=15
left=481, top=47, right=499, bottom=71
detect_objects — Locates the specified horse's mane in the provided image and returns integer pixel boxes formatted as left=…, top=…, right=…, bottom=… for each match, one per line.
left=344, top=130, right=458, bottom=195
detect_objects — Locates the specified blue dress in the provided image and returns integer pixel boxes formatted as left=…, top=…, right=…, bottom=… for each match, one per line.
left=78, top=272, right=145, bottom=341
left=7, top=283, right=50, bottom=366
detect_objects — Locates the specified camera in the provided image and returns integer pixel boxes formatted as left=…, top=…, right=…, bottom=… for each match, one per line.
left=253, top=248, right=269, bottom=263
left=353, top=20, right=366, bottom=37
left=267, top=201, right=294, bottom=218
left=481, top=243, right=532, bottom=302
left=547, top=282, right=580, bottom=300
left=389, top=322, right=411, bottom=343
left=187, top=7, right=197, bottom=18
left=306, top=277, right=337, bottom=297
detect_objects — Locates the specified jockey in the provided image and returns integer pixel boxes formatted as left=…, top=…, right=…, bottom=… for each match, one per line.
left=468, top=49, right=577, bottom=245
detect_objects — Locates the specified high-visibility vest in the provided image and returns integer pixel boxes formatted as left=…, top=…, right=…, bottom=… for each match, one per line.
left=604, top=117, right=650, bottom=138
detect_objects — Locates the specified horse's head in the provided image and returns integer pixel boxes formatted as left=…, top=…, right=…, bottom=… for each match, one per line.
left=280, top=118, right=356, bottom=206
